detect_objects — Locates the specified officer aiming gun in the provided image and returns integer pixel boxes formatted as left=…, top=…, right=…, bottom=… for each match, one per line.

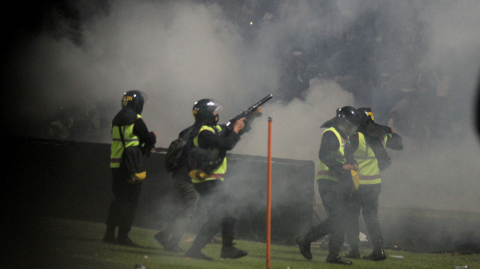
left=225, top=94, right=273, bottom=134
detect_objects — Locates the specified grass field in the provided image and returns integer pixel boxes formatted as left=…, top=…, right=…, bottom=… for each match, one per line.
left=15, top=218, right=479, bottom=269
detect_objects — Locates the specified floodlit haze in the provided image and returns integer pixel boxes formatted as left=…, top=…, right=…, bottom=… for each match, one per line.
left=4, top=0, right=480, bottom=212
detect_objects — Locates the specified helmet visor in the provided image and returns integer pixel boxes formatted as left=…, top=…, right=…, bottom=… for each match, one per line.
left=338, top=118, right=359, bottom=136
left=202, top=100, right=223, bottom=114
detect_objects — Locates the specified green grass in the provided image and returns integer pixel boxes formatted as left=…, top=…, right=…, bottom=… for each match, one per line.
left=34, top=218, right=480, bottom=269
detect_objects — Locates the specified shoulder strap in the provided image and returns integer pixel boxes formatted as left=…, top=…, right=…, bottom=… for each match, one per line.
left=182, top=128, right=193, bottom=139
left=117, top=126, right=126, bottom=149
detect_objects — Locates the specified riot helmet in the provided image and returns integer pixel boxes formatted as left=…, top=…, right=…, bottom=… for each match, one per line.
left=192, top=99, right=223, bottom=126
left=122, top=90, right=148, bottom=114
left=357, top=107, right=375, bottom=125
left=335, top=106, right=361, bottom=136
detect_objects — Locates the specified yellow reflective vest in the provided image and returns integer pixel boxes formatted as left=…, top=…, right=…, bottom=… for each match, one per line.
left=317, top=127, right=346, bottom=182
left=191, top=125, right=227, bottom=183
left=353, top=132, right=387, bottom=185
left=110, top=114, right=141, bottom=168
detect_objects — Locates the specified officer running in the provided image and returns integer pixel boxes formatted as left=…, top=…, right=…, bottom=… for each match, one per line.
left=153, top=116, right=202, bottom=253
left=296, top=106, right=361, bottom=265
left=184, top=98, right=261, bottom=261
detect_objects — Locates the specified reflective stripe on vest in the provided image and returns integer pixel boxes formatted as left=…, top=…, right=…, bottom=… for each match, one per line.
left=191, top=125, right=227, bottom=183
left=317, top=127, right=346, bottom=182
left=110, top=114, right=141, bottom=168
left=352, top=132, right=387, bottom=185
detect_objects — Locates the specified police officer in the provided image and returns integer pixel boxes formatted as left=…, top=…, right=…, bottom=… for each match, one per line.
left=184, top=99, right=261, bottom=261
left=103, top=90, right=156, bottom=246
left=296, top=106, right=361, bottom=265
left=154, top=122, right=201, bottom=253
left=345, top=107, right=403, bottom=260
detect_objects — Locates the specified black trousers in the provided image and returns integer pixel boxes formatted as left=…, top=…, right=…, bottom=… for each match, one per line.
left=161, top=169, right=200, bottom=247
left=188, top=179, right=236, bottom=251
left=105, top=168, right=142, bottom=238
left=304, top=179, right=352, bottom=257
left=346, top=183, right=383, bottom=249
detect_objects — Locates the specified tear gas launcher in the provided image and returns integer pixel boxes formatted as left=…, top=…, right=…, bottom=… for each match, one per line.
left=224, top=94, right=273, bottom=134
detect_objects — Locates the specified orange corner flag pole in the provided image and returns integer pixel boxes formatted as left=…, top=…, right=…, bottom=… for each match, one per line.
left=266, top=117, right=272, bottom=269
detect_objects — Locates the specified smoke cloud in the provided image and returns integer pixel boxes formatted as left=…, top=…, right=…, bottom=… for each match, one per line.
left=4, top=0, right=480, bottom=215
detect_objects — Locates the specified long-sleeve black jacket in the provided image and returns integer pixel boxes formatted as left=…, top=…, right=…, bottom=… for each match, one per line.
left=132, top=118, right=156, bottom=148
left=173, top=123, right=241, bottom=182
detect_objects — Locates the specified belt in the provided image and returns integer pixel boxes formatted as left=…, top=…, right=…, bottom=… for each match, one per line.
left=359, top=174, right=380, bottom=181
left=208, top=174, right=225, bottom=178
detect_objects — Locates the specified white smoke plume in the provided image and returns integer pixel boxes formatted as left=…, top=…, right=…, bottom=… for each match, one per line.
left=4, top=0, right=480, bottom=214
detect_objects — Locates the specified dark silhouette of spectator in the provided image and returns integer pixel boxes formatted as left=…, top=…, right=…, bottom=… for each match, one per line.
left=76, top=106, right=103, bottom=142
left=279, top=50, right=310, bottom=102
left=48, top=106, right=74, bottom=140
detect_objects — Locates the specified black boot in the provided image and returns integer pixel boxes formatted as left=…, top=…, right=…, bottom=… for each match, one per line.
left=167, top=217, right=190, bottom=251
left=117, top=227, right=139, bottom=247
left=326, top=232, right=352, bottom=265
left=117, top=236, right=140, bottom=247
left=295, top=236, right=312, bottom=260
left=185, top=248, right=214, bottom=261
left=165, top=245, right=185, bottom=253
left=363, top=239, right=386, bottom=261
left=154, top=231, right=169, bottom=249
left=344, top=248, right=360, bottom=259
left=326, top=254, right=353, bottom=265
left=102, top=226, right=116, bottom=243
left=363, top=248, right=386, bottom=261
left=219, top=218, right=246, bottom=259
left=185, top=234, right=214, bottom=261
left=221, top=244, right=248, bottom=259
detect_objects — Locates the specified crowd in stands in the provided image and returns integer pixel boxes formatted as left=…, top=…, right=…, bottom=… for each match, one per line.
left=43, top=100, right=111, bottom=143
left=219, top=0, right=470, bottom=147
left=44, top=0, right=473, bottom=146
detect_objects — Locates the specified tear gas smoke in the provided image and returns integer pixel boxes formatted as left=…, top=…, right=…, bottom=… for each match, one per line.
left=4, top=0, right=480, bottom=218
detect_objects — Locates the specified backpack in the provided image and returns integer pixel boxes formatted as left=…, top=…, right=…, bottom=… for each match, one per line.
left=165, top=129, right=193, bottom=172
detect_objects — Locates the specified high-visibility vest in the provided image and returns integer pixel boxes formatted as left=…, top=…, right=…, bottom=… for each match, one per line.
left=353, top=132, right=387, bottom=185
left=317, top=127, right=346, bottom=182
left=110, top=114, right=141, bottom=168
left=191, top=125, right=227, bottom=183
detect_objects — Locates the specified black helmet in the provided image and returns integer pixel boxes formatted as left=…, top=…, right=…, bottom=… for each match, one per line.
left=336, top=106, right=361, bottom=136
left=192, top=99, right=223, bottom=125
left=357, top=107, right=375, bottom=125
left=122, top=90, right=148, bottom=114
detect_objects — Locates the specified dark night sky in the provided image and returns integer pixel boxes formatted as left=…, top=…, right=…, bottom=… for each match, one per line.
left=2, top=1, right=54, bottom=53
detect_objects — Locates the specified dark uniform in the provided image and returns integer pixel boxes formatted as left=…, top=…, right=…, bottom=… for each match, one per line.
left=154, top=126, right=200, bottom=252
left=345, top=107, right=403, bottom=260
left=103, top=90, right=156, bottom=246
left=184, top=98, right=254, bottom=261
left=296, top=106, right=361, bottom=265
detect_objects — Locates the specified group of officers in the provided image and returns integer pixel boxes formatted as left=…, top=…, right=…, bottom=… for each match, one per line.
left=104, top=90, right=402, bottom=265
